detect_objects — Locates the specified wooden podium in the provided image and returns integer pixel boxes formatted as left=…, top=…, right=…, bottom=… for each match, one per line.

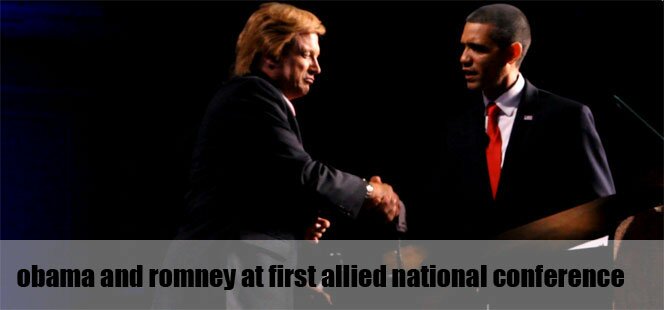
left=496, top=194, right=662, bottom=240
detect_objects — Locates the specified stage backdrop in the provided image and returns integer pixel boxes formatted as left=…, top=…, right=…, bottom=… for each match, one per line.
left=2, top=1, right=662, bottom=239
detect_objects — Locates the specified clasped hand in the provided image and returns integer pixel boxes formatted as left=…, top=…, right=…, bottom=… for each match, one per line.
left=304, top=176, right=401, bottom=243
left=363, top=176, right=401, bottom=223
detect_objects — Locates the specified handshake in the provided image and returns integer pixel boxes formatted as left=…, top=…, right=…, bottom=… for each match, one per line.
left=306, top=176, right=402, bottom=243
left=362, top=176, right=401, bottom=223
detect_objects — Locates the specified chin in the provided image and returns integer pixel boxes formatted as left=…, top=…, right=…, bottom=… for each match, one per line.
left=466, top=83, right=480, bottom=91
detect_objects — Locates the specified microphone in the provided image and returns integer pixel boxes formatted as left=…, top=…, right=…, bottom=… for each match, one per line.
left=613, top=95, right=663, bottom=141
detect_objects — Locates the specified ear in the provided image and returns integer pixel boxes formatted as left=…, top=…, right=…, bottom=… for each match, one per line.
left=261, top=56, right=279, bottom=73
left=260, top=56, right=281, bottom=79
left=506, top=42, right=523, bottom=66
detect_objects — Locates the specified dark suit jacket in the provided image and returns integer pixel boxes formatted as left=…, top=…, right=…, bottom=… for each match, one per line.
left=178, top=74, right=367, bottom=240
left=440, top=79, right=615, bottom=238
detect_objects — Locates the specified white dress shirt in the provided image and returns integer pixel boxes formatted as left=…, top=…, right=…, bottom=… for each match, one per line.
left=483, top=73, right=526, bottom=167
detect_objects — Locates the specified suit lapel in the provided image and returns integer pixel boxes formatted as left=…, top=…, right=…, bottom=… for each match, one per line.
left=287, top=112, right=303, bottom=143
left=277, top=95, right=302, bottom=144
left=474, top=103, right=495, bottom=203
left=252, top=73, right=304, bottom=143
left=497, top=80, right=539, bottom=201
left=452, top=99, right=495, bottom=203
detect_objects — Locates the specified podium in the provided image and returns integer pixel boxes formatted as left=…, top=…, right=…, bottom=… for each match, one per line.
left=497, top=194, right=661, bottom=240
left=494, top=194, right=663, bottom=309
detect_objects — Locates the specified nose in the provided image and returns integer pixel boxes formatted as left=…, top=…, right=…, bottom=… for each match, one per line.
left=310, top=57, right=321, bottom=75
left=460, top=47, right=471, bottom=66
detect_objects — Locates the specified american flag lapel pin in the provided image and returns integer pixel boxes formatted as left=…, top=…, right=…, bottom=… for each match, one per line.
left=523, top=115, right=534, bottom=121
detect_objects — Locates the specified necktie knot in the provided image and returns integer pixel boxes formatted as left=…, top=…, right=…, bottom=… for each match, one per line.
left=486, top=102, right=501, bottom=141
left=487, top=102, right=500, bottom=119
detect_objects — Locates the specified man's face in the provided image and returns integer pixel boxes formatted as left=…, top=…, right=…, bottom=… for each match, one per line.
left=459, top=22, right=510, bottom=94
left=273, top=33, right=321, bottom=100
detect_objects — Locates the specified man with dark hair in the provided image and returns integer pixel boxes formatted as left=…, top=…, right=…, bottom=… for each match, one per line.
left=465, top=3, right=531, bottom=68
left=442, top=3, right=615, bottom=238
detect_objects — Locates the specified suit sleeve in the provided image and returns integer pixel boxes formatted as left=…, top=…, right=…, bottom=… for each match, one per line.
left=244, top=82, right=367, bottom=219
left=578, top=105, right=616, bottom=197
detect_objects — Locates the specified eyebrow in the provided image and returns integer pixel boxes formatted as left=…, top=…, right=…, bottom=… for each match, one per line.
left=464, top=42, right=488, bottom=50
left=296, top=45, right=319, bottom=57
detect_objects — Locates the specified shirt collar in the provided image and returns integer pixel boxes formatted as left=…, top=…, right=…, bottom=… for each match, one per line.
left=483, top=73, right=525, bottom=117
left=282, top=95, right=296, bottom=117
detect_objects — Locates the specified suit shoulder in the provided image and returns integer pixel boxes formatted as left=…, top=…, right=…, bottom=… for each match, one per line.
left=531, top=88, right=598, bottom=130
left=536, top=88, right=588, bottom=112
left=207, top=75, right=283, bottom=109
left=228, top=75, right=282, bottom=98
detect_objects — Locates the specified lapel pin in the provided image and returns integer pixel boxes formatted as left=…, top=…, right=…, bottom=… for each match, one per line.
left=523, top=115, right=534, bottom=121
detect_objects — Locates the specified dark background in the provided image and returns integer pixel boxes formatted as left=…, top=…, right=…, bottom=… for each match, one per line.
left=2, top=1, right=662, bottom=239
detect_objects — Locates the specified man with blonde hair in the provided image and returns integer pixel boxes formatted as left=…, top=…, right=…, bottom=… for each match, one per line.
left=179, top=3, right=402, bottom=307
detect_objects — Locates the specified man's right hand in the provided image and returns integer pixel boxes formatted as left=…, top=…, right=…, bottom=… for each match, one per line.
left=362, top=176, right=401, bottom=222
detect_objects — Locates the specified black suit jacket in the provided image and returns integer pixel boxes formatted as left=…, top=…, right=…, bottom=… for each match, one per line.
left=440, top=79, right=615, bottom=238
left=178, top=75, right=367, bottom=240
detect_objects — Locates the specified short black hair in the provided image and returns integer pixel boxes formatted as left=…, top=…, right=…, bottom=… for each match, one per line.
left=466, top=3, right=531, bottom=67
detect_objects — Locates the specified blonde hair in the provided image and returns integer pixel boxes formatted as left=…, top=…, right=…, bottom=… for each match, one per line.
left=234, top=2, right=326, bottom=76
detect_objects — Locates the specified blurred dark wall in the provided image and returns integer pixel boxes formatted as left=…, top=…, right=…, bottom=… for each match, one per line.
left=2, top=1, right=662, bottom=239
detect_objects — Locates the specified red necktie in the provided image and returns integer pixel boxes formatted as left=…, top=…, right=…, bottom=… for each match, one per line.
left=486, top=102, right=502, bottom=199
